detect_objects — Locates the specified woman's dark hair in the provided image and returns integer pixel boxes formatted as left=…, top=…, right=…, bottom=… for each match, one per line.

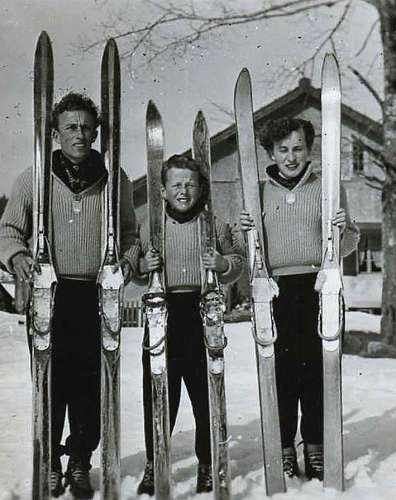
left=51, top=92, right=101, bottom=130
left=259, top=118, right=315, bottom=155
left=161, top=154, right=210, bottom=206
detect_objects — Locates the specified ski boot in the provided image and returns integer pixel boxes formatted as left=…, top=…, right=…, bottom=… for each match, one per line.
left=282, top=447, right=300, bottom=478
left=304, top=443, right=324, bottom=481
left=196, top=463, right=212, bottom=493
left=64, top=455, right=94, bottom=499
left=137, top=460, right=154, bottom=496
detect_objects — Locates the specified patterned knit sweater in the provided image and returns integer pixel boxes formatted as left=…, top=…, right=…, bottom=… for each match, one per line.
left=132, top=212, right=243, bottom=290
left=261, top=164, right=360, bottom=276
left=0, top=156, right=138, bottom=280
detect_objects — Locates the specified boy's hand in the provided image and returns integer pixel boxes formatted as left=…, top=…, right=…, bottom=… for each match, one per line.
left=331, top=209, right=346, bottom=234
left=202, top=250, right=229, bottom=274
left=141, top=248, right=162, bottom=274
left=240, top=210, right=255, bottom=232
left=11, top=253, right=40, bottom=281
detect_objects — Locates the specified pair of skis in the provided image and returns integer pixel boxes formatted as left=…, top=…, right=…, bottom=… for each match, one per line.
left=144, top=104, right=231, bottom=499
left=234, top=52, right=344, bottom=494
left=31, top=32, right=123, bottom=499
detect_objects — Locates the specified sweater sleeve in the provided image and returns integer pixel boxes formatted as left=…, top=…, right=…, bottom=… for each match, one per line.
left=214, top=217, right=244, bottom=285
left=0, top=168, right=33, bottom=273
left=340, top=184, right=360, bottom=258
left=129, top=220, right=150, bottom=286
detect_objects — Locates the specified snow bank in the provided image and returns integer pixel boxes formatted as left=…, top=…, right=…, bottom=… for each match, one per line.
left=1, top=316, right=396, bottom=499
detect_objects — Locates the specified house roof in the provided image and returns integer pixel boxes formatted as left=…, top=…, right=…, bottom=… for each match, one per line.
left=133, top=77, right=382, bottom=189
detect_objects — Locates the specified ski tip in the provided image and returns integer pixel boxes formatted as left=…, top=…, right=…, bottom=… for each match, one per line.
left=321, top=52, right=340, bottom=88
left=35, top=31, right=53, bottom=56
left=194, top=109, right=206, bottom=128
left=236, top=67, right=251, bottom=84
left=101, top=37, right=120, bottom=72
left=103, top=37, right=119, bottom=56
left=37, top=31, right=51, bottom=45
left=234, top=68, right=252, bottom=101
left=146, top=99, right=162, bottom=123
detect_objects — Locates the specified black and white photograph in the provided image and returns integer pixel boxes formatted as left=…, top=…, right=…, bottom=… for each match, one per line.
left=0, top=1, right=393, bottom=499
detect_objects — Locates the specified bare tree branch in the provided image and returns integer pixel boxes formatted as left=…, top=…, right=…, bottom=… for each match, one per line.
left=348, top=65, right=384, bottom=111
left=359, top=172, right=384, bottom=190
left=77, top=0, right=346, bottom=70
left=355, top=18, right=380, bottom=57
left=266, top=0, right=351, bottom=90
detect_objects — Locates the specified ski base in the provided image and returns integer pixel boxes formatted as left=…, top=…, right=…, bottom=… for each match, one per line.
left=30, top=263, right=57, bottom=500
left=316, top=264, right=344, bottom=490
left=98, top=265, right=123, bottom=499
left=143, top=290, right=172, bottom=500
left=201, top=289, right=231, bottom=500
left=251, top=276, right=285, bottom=496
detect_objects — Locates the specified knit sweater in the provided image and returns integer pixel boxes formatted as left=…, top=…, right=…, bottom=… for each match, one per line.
left=262, top=164, right=360, bottom=276
left=0, top=152, right=138, bottom=279
left=131, top=211, right=243, bottom=290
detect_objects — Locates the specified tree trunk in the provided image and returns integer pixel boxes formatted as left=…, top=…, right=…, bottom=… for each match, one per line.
left=379, top=0, right=396, bottom=345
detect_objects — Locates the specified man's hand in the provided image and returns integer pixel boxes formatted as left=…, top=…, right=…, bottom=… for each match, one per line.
left=11, top=253, right=40, bottom=281
left=202, top=250, right=229, bottom=274
left=240, top=210, right=255, bottom=232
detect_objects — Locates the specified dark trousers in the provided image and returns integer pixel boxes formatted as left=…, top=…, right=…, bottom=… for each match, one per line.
left=273, top=273, right=323, bottom=448
left=28, top=278, right=101, bottom=462
left=142, top=292, right=211, bottom=465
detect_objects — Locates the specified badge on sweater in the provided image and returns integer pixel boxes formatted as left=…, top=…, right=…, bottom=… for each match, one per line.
left=285, top=192, right=296, bottom=204
left=73, top=198, right=82, bottom=214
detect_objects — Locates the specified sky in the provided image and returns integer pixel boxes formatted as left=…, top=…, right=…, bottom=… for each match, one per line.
left=0, top=0, right=383, bottom=196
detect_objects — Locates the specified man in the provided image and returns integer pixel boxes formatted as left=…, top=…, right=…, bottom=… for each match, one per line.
left=0, top=92, right=137, bottom=499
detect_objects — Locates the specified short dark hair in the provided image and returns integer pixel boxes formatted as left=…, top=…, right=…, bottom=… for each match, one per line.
left=259, top=118, right=315, bottom=155
left=161, top=154, right=209, bottom=205
left=51, top=92, right=101, bottom=130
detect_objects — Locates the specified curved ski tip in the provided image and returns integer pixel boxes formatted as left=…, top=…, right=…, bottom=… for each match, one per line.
left=322, top=52, right=339, bottom=74
left=38, top=31, right=51, bottom=43
left=235, top=67, right=251, bottom=89
left=146, top=99, right=162, bottom=121
left=36, top=31, right=52, bottom=50
left=35, top=31, right=53, bottom=59
left=321, top=52, right=340, bottom=88
left=102, top=37, right=120, bottom=64
left=194, top=109, right=205, bottom=124
left=104, top=37, right=119, bottom=53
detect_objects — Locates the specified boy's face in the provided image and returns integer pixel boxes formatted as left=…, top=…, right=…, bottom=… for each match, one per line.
left=271, top=128, right=310, bottom=179
left=161, top=167, right=201, bottom=213
left=53, top=110, right=98, bottom=164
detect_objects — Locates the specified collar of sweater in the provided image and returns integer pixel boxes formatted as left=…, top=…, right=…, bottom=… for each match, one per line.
left=52, top=149, right=106, bottom=194
left=165, top=202, right=204, bottom=223
left=266, top=162, right=314, bottom=191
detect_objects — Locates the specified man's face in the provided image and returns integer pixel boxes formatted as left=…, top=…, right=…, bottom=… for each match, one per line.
left=271, top=128, right=310, bottom=179
left=161, top=167, right=201, bottom=213
left=53, top=110, right=98, bottom=164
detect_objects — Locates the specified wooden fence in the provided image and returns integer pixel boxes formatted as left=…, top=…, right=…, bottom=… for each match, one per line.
left=122, top=299, right=144, bottom=327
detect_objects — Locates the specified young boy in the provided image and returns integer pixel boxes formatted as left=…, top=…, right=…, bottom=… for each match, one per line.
left=0, top=92, right=137, bottom=498
left=240, top=118, right=359, bottom=480
left=131, top=154, right=243, bottom=495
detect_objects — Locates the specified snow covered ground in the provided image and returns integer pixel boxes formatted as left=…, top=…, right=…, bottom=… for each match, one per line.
left=1, top=311, right=396, bottom=499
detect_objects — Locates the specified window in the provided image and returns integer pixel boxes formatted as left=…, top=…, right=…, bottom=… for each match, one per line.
left=352, top=136, right=364, bottom=174
left=358, top=232, right=382, bottom=273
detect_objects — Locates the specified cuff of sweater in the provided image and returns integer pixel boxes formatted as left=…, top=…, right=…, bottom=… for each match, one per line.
left=341, top=223, right=360, bottom=258
left=123, top=245, right=149, bottom=286
left=218, top=254, right=244, bottom=285
left=4, top=248, right=31, bottom=275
